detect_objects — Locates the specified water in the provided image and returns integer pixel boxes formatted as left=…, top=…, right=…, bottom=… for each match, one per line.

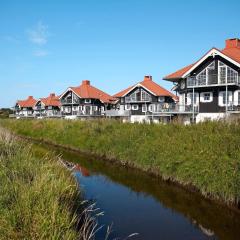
left=35, top=143, right=240, bottom=240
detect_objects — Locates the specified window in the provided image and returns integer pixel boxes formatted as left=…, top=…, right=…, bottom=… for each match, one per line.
left=204, top=93, right=210, bottom=101
left=132, top=105, right=138, bottom=110
left=200, top=92, right=213, bottom=103
left=219, top=91, right=233, bottom=106
left=141, top=89, right=151, bottom=101
left=148, top=104, right=155, bottom=112
left=158, top=96, right=165, bottom=102
left=85, top=99, right=91, bottom=103
left=218, top=61, right=238, bottom=84
left=125, top=104, right=131, bottom=110
left=196, top=62, right=215, bottom=85
left=233, top=91, right=240, bottom=106
left=228, top=67, right=238, bottom=83
left=129, top=91, right=138, bottom=101
left=142, top=104, right=147, bottom=112
left=186, top=93, right=199, bottom=105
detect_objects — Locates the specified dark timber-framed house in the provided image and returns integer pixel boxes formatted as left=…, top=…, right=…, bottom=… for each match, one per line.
left=59, top=80, right=115, bottom=119
left=34, top=93, right=61, bottom=118
left=111, top=76, right=178, bottom=123
left=164, top=38, right=240, bottom=123
left=15, top=96, right=37, bottom=118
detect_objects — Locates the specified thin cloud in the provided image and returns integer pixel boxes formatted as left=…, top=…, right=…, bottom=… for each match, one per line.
left=27, top=21, right=49, bottom=45
left=33, top=49, right=49, bottom=57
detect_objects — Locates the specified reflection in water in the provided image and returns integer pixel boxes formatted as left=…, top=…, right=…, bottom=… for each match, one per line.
left=74, top=164, right=91, bottom=177
left=35, top=143, right=240, bottom=240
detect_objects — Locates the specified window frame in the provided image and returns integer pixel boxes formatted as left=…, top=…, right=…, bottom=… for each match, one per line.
left=218, top=91, right=233, bottom=106
left=200, top=92, right=213, bottom=103
left=125, top=104, right=131, bottom=110
left=132, top=104, right=139, bottom=110
left=218, top=61, right=238, bottom=84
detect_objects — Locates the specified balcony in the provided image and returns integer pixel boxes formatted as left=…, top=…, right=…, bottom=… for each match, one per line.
left=125, top=96, right=152, bottom=103
left=227, top=102, right=240, bottom=112
left=151, top=103, right=198, bottom=114
left=105, top=109, right=131, bottom=117
left=61, top=99, right=80, bottom=105
left=187, top=74, right=240, bottom=88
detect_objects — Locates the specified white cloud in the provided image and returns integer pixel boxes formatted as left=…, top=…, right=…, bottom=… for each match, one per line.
left=27, top=21, right=49, bottom=45
left=33, top=49, right=49, bottom=57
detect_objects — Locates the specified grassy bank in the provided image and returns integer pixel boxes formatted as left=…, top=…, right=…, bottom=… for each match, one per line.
left=1, top=119, right=240, bottom=207
left=0, top=128, right=97, bottom=239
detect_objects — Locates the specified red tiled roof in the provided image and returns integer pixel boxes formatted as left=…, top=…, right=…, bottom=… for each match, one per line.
left=113, top=76, right=178, bottom=101
left=17, top=96, right=37, bottom=108
left=164, top=39, right=240, bottom=81
left=113, top=85, right=134, bottom=98
left=222, top=47, right=240, bottom=64
left=163, top=64, right=194, bottom=80
left=70, top=80, right=115, bottom=104
left=40, top=93, right=60, bottom=107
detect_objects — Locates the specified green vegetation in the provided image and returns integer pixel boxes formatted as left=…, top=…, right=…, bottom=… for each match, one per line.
left=1, top=119, right=240, bottom=207
left=0, top=108, right=12, bottom=119
left=0, top=128, right=97, bottom=239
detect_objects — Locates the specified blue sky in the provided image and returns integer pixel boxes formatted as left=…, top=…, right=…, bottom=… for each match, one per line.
left=0, top=0, right=240, bottom=107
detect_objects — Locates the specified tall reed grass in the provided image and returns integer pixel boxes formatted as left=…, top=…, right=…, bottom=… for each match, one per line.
left=1, top=119, right=240, bottom=207
left=0, top=127, right=99, bottom=239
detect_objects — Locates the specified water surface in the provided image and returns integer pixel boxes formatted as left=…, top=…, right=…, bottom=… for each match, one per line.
left=35, top=143, right=240, bottom=240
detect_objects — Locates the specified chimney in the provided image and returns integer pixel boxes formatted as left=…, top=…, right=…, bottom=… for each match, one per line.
left=50, top=93, right=55, bottom=97
left=28, top=96, right=33, bottom=99
left=225, top=38, right=240, bottom=49
left=82, top=80, right=90, bottom=85
left=144, top=75, right=152, bottom=81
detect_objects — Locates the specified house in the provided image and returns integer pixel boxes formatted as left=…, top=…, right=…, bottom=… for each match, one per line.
left=163, top=38, right=240, bottom=123
left=59, top=80, right=115, bottom=119
left=15, top=96, right=37, bottom=118
left=111, top=75, right=178, bottom=123
left=34, top=93, right=61, bottom=118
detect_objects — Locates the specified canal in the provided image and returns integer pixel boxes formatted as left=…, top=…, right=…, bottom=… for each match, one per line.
left=35, top=143, right=240, bottom=240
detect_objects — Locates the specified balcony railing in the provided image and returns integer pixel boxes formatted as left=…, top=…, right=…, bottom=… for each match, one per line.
left=227, top=102, right=240, bottom=112
left=105, top=109, right=131, bottom=117
left=61, top=99, right=80, bottom=104
left=187, top=74, right=240, bottom=87
left=150, top=103, right=199, bottom=114
left=62, top=111, right=102, bottom=116
left=125, top=96, right=152, bottom=103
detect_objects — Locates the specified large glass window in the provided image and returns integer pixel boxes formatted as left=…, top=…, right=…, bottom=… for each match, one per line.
left=141, top=89, right=151, bottom=101
left=218, top=61, right=238, bottom=84
left=196, top=62, right=215, bottom=85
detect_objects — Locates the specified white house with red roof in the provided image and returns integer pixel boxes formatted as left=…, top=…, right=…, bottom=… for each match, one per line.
left=164, top=38, right=240, bottom=123
left=110, top=75, right=178, bottom=123
left=59, top=80, right=115, bottom=119
left=34, top=93, right=61, bottom=117
left=15, top=96, right=37, bottom=117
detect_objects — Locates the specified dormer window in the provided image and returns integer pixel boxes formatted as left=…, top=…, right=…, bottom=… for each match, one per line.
left=158, top=96, right=165, bottom=102
left=85, top=99, right=91, bottom=103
